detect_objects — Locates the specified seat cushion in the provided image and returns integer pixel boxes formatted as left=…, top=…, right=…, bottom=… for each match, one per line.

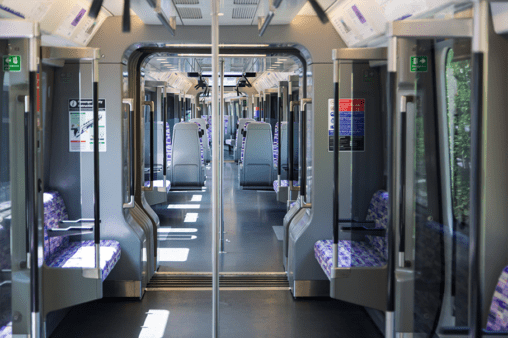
left=47, top=240, right=121, bottom=281
left=365, top=190, right=389, bottom=259
left=273, top=180, right=299, bottom=192
left=0, top=322, right=11, bottom=338
left=314, top=239, right=386, bottom=278
left=144, top=180, right=171, bottom=193
left=487, top=265, right=508, bottom=331
left=43, top=191, right=70, bottom=262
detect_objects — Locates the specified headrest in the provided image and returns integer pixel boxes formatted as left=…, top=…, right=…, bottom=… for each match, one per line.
left=246, top=122, right=271, bottom=131
left=174, top=122, right=199, bottom=130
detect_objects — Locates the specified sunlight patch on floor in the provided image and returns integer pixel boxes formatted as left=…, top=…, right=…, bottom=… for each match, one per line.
left=159, top=248, right=190, bottom=262
left=138, top=310, right=169, bottom=338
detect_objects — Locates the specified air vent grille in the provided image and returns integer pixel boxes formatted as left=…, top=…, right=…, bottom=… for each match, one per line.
left=233, top=0, right=258, bottom=4
left=179, top=7, right=203, bottom=19
left=232, top=7, right=257, bottom=19
left=175, top=0, right=199, bottom=4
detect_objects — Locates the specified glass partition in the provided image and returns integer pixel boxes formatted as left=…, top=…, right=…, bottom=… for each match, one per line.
left=42, top=51, right=102, bottom=276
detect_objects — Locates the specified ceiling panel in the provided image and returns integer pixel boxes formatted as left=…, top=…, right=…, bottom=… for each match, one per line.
left=178, top=7, right=203, bottom=19
left=232, top=7, right=257, bottom=19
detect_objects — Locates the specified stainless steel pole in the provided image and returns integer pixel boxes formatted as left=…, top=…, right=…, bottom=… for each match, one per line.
left=211, top=0, right=220, bottom=336
left=220, top=59, right=226, bottom=253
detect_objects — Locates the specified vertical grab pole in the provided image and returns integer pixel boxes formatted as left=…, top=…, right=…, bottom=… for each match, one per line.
left=92, top=58, right=101, bottom=277
left=211, top=0, right=220, bottom=335
left=163, top=88, right=167, bottom=179
left=150, top=103, right=154, bottom=184
left=288, top=81, right=294, bottom=193
left=220, top=60, right=226, bottom=253
left=29, top=26, right=41, bottom=337
left=385, top=35, right=397, bottom=338
left=331, top=57, right=339, bottom=278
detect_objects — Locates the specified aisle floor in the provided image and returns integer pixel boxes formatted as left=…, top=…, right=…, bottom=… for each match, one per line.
left=50, top=150, right=383, bottom=338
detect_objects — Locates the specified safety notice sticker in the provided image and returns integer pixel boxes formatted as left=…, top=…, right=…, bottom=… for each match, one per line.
left=69, top=99, right=106, bottom=152
left=328, top=98, right=365, bottom=152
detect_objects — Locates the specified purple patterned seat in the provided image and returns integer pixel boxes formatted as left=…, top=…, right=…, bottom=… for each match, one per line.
left=0, top=322, right=11, bottom=338
left=273, top=123, right=279, bottom=167
left=314, top=239, right=387, bottom=278
left=166, top=123, right=172, bottom=166
left=290, top=201, right=297, bottom=209
left=314, top=190, right=389, bottom=278
left=273, top=180, right=299, bottom=192
left=43, top=191, right=121, bottom=281
left=239, top=121, right=252, bottom=164
left=47, top=240, right=121, bottom=282
left=192, top=122, right=206, bottom=165
left=487, top=266, right=508, bottom=331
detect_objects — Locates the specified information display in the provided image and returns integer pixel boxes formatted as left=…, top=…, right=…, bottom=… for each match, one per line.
left=69, top=99, right=107, bottom=152
left=328, top=98, right=365, bottom=152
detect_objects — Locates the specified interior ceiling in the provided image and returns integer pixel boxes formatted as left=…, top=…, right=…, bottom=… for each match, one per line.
left=145, top=54, right=299, bottom=74
left=118, top=0, right=337, bottom=26
left=144, top=54, right=300, bottom=94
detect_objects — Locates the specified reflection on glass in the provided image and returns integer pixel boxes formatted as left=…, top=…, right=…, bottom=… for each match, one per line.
left=0, top=41, right=12, bottom=336
left=445, top=48, right=471, bottom=327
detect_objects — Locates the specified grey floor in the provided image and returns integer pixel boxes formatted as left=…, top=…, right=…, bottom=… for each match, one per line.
left=50, top=150, right=383, bottom=338
left=153, top=150, right=286, bottom=273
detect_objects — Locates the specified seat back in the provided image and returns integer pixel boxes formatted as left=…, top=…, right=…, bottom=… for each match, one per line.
left=43, top=191, right=70, bottom=262
left=273, top=122, right=288, bottom=179
left=365, top=190, right=389, bottom=260
left=171, top=123, right=204, bottom=186
left=166, top=123, right=172, bottom=166
left=190, top=118, right=209, bottom=163
left=235, top=118, right=255, bottom=161
left=241, top=122, right=274, bottom=186
left=487, top=266, right=508, bottom=331
left=239, top=121, right=253, bottom=163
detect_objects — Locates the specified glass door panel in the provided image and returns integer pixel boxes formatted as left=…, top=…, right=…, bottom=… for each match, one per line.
left=0, top=36, right=31, bottom=336
left=337, top=60, right=386, bottom=269
left=397, top=37, right=472, bottom=336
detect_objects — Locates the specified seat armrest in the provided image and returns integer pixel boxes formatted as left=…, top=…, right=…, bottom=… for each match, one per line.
left=48, top=225, right=94, bottom=238
left=341, top=226, right=385, bottom=237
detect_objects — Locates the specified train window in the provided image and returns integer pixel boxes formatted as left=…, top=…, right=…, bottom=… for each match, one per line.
left=445, top=47, right=472, bottom=326
left=445, top=49, right=471, bottom=225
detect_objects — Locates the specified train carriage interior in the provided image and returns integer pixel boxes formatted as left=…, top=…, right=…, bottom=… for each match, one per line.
left=1, top=0, right=508, bottom=337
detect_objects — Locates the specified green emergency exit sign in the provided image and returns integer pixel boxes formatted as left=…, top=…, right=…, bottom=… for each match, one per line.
left=410, top=56, right=428, bottom=72
left=3, top=55, right=21, bottom=72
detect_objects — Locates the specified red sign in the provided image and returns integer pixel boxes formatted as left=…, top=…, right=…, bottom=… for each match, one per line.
left=339, top=99, right=365, bottom=112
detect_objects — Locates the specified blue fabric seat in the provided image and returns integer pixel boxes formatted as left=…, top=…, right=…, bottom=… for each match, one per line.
left=43, top=191, right=121, bottom=281
left=314, top=190, right=389, bottom=278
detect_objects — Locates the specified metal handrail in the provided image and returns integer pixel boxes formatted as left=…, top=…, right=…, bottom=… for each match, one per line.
left=300, top=98, right=311, bottom=203
left=143, top=101, right=155, bottom=191
left=123, top=98, right=135, bottom=208
left=289, top=100, right=300, bottom=192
